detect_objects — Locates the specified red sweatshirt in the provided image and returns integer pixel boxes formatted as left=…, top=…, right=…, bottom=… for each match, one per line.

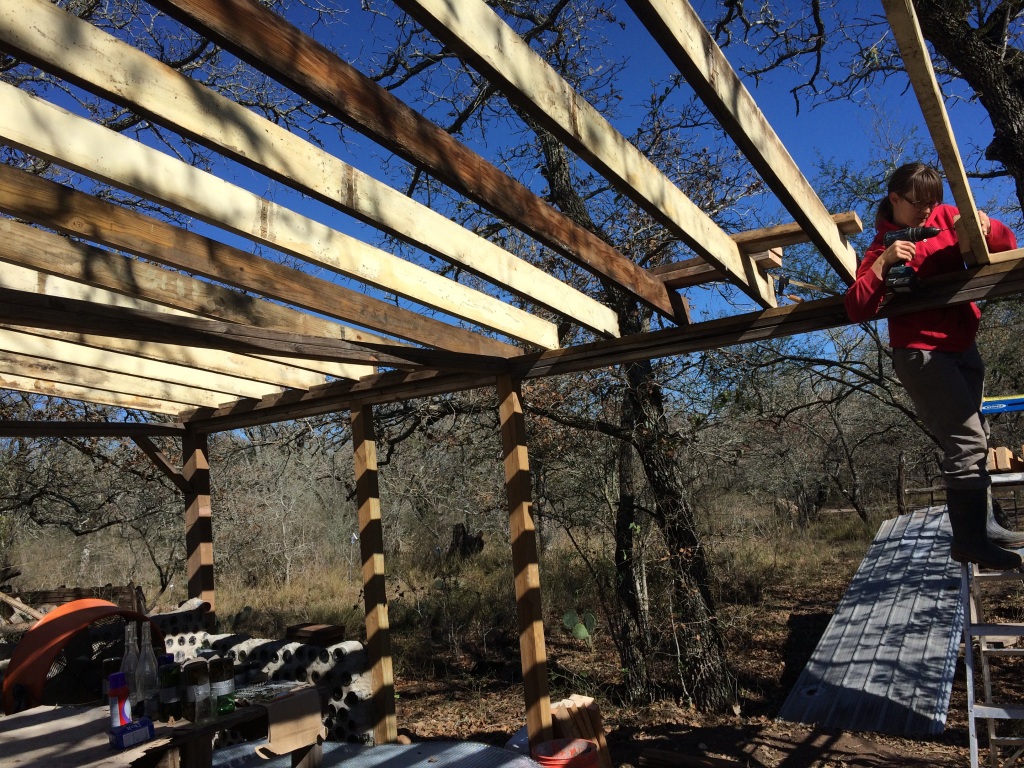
left=844, top=204, right=1017, bottom=352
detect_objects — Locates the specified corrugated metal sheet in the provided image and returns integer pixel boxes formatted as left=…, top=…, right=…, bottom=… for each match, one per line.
left=778, top=507, right=963, bottom=736
left=212, top=740, right=540, bottom=768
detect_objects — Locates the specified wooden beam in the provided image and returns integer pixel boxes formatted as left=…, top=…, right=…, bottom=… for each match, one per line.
left=183, top=255, right=1024, bottom=430
left=625, top=0, right=858, bottom=284
left=0, top=421, right=185, bottom=438
left=881, top=0, right=990, bottom=264
left=0, top=349, right=231, bottom=408
left=653, top=249, right=783, bottom=291
left=0, top=327, right=284, bottom=401
left=394, top=0, right=775, bottom=309
left=0, top=164, right=512, bottom=360
left=651, top=211, right=862, bottom=289
left=0, top=0, right=619, bottom=339
left=183, top=429, right=215, bottom=616
left=133, top=436, right=192, bottom=496
left=148, top=0, right=681, bottom=322
left=1, top=327, right=328, bottom=392
left=0, top=83, right=559, bottom=350
left=0, top=287, right=506, bottom=375
left=496, top=375, right=552, bottom=749
left=349, top=403, right=398, bottom=745
left=0, top=373, right=187, bottom=416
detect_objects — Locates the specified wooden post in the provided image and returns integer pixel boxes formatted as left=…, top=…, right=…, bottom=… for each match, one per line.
left=182, top=427, right=216, bottom=618
left=350, top=403, right=398, bottom=745
left=496, top=374, right=553, bottom=749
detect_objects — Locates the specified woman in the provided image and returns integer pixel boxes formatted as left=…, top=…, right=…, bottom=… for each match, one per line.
left=845, top=162, right=1021, bottom=570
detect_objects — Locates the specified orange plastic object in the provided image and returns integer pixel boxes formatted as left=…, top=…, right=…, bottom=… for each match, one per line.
left=2, top=598, right=162, bottom=714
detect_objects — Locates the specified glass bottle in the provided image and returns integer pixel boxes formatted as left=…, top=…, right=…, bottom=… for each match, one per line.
left=135, top=623, right=160, bottom=720
left=158, top=662, right=183, bottom=722
left=208, top=655, right=235, bottom=715
left=119, top=623, right=139, bottom=717
left=183, top=659, right=212, bottom=722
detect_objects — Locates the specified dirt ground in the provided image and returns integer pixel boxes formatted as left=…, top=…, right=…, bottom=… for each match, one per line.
left=393, top=565, right=1010, bottom=767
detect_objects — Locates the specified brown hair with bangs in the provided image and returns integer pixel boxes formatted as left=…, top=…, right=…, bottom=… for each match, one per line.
left=876, top=162, right=944, bottom=227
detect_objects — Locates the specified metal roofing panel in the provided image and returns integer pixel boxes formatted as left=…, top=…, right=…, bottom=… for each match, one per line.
left=778, top=507, right=963, bottom=736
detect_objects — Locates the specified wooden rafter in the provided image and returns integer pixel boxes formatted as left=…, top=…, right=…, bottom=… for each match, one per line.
left=395, top=0, right=777, bottom=309
left=0, top=350, right=228, bottom=409
left=0, top=289, right=507, bottom=374
left=0, top=165, right=513, bottom=360
left=0, top=0, right=619, bottom=340
left=147, top=0, right=683, bottom=322
left=625, top=0, right=858, bottom=284
left=0, top=327, right=283, bottom=401
left=881, top=0, right=990, bottom=264
left=181, top=254, right=1024, bottom=432
left=0, top=83, right=559, bottom=349
left=0, top=422, right=185, bottom=438
left=0, top=375, right=186, bottom=415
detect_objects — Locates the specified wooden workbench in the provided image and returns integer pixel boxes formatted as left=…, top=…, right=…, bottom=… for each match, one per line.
left=0, top=698, right=321, bottom=768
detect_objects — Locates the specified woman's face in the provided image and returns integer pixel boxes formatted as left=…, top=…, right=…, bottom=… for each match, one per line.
left=889, top=190, right=936, bottom=228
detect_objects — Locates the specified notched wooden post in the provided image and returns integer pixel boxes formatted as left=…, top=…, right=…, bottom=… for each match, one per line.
left=350, top=402, right=398, bottom=745
left=182, top=427, right=216, bottom=623
left=497, top=374, right=553, bottom=749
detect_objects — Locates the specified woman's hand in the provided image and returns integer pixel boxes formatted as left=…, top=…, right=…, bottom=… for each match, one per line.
left=979, top=210, right=992, bottom=238
left=872, top=239, right=916, bottom=282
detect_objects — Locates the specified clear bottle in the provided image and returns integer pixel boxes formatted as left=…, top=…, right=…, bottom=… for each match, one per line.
left=119, top=623, right=139, bottom=718
left=135, top=623, right=160, bottom=720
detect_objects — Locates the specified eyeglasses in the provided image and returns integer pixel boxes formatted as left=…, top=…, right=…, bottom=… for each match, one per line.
left=896, top=193, right=938, bottom=210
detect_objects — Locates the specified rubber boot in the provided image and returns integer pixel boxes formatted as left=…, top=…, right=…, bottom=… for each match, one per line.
left=986, top=492, right=1024, bottom=548
left=947, top=487, right=1022, bottom=571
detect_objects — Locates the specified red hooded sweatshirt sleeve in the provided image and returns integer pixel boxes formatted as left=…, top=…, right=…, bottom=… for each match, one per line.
left=844, top=204, right=1017, bottom=352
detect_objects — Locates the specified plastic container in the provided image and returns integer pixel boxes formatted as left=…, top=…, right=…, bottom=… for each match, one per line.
left=108, top=671, right=131, bottom=729
left=531, top=739, right=599, bottom=768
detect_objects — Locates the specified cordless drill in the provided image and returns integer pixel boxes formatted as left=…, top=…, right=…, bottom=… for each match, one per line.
left=883, top=226, right=943, bottom=294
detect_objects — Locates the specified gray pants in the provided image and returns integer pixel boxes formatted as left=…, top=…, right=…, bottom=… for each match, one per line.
left=893, top=344, right=990, bottom=491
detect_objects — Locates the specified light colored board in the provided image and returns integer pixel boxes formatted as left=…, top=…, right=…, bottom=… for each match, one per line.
left=0, top=373, right=182, bottom=415
left=396, top=0, right=776, bottom=308
left=350, top=403, right=399, bottom=745
left=0, top=217, right=380, bottom=379
left=151, top=0, right=680, bottom=321
left=0, top=259, right=367, bottom=383
left=626, top=0, right=857, bottom=283
left=0, top=327, right=282, bottom=400
left=881, top=0, right=990, bottom=265
left=0, top=163, right=513, bottom=360
left=0, top=350, right=231, bottom=408
left=497, top=375, right=553, bottom=749
left=0, top=0, right=618, bottom=339
left=0, top=82, right=559, bottom=349
left=3, top=326, right=327, bottom=391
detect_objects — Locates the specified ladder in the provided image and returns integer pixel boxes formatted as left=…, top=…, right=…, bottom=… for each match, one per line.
left=961, top=563, right=1024, bottom=767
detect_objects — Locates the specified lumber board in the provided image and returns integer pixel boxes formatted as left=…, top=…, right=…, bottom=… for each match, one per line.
left=2, top=326, right=328, bottom=392
left=0, top=82, right=558, bottom=349
left=881, top=0, right=990, bottom=265
left=0, top=327, right=283, bottom=401
left=133, top=435, right=192, bottom=495
left=0, top=374, right=186, bottom=415
left=0, top=348, right=229, bottom=408
left=0, top=164, right=512, bottom=359
left=654, top=249, right=783, bottom=290
left=0, top=0, right=618, bottom=339
left=350, top=404, right=399, bottom=745
left=183, top=430, right=215, bottom=612
left=498, top=375, right=553, bottom=748
left=0, top=421, right=185, bottom=438
left=0, top=590, right=44, bottom=620
left=149, top=0, right=681, bottom=322
left=182, top=255, right=1024, bottom=431
left=0, top=287, right=504, bottom=376
left=394, top=0, right=776, bottom=309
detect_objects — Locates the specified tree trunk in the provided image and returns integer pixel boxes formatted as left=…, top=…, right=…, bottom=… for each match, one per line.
left=621, top=356, right=736, bottom=711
